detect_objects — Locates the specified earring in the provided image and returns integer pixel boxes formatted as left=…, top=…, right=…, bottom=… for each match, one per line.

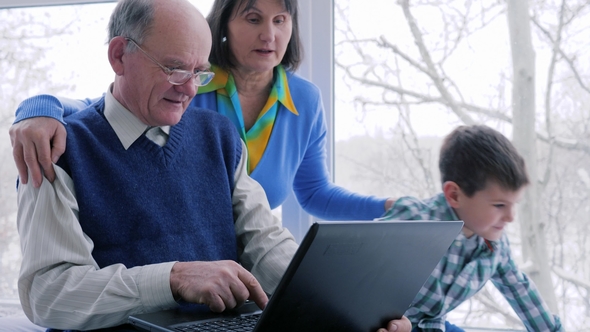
left=222, top=36, right=227, bottom=42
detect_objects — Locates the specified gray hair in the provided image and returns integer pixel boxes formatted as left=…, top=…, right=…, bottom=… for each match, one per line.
left=108, top=0, right=155, bottom=50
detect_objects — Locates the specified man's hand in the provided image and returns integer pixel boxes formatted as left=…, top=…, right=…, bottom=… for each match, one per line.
left=9, top=117, right=66, bottom=188
left=170, top=261, right=268, bottom=313
left=377, top=316, right=412, bottom=332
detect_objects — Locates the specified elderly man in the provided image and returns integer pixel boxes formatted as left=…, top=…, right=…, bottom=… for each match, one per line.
left=15, top=0, right=410, bottom=331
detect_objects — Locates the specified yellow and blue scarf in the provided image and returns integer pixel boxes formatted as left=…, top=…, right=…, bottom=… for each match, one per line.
left=198, top=65, right=298, bottom=173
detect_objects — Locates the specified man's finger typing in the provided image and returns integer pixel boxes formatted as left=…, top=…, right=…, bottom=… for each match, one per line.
left=170, top=260, right=268, bottom=313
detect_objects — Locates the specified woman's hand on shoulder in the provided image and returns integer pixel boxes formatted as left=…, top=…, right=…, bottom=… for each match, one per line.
left=385, top=197, right=398, bottom=212
left=10, top=117, right=66, bottom=187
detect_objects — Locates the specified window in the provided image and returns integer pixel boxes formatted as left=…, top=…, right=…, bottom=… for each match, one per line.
left=1, top=1, right=119, bottom=312
left=333, top=0, right=590, bottom=330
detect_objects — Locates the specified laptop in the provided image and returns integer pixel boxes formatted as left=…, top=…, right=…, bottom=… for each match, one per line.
left=129, top=220, right=463, bottom=332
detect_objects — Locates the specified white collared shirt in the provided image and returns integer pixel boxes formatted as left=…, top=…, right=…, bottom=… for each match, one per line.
left=16, top=87, right=297, bottom=330
left=103, top=90, right=170, bottom=149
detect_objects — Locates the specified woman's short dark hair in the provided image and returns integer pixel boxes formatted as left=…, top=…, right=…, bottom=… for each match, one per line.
left=207, top=0, right=303, bottom=71
left=439, top=125, right=529, bottom=197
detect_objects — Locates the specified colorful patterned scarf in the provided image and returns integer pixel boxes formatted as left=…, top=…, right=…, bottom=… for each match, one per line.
left=197, top=65, right=298, bottom=173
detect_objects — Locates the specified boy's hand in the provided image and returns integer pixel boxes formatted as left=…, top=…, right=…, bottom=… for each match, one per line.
left=377, top=316, right=412, bottom=332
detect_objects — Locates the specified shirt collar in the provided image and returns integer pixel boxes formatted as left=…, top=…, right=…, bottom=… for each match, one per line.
left=104, top=85, right=170, bottom=150
left=198, top=64, right=299, bottom=115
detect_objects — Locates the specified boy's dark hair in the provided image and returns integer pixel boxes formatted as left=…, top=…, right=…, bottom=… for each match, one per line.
left=439, top=125, right=529, bottom=197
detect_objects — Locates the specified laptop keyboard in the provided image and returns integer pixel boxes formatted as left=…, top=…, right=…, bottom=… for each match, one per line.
left=172, top=313, right=261, bottom=332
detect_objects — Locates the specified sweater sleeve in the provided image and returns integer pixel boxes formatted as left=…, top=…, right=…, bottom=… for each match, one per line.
left=14, top=94, right=100, bottom=124
left=291, top=87, right=387, bottom=220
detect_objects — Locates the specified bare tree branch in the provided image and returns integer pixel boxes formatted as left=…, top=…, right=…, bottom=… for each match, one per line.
left=552, top=266, right=590, bottom=290
left=400, top=0, right=476, bottom=125
left=532, top=11, right=590, bottom=94
left=472, top=288, right=523, bottom=327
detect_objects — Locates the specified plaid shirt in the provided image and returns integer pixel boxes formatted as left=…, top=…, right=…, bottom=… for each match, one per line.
left=378, top=193, right=563, bottom=332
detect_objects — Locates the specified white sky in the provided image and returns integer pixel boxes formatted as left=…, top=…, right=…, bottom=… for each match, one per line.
left=333, top=0, right=516, bottom=140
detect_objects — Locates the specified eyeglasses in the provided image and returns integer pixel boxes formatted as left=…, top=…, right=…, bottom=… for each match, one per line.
left=125, top=38, right=214, bottom=87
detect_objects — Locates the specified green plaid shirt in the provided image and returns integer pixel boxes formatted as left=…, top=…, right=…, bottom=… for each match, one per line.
left=378, top=193, right=563, bottom=332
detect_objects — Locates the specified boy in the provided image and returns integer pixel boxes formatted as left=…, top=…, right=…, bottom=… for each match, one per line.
left=379, top=125, right=563, bottom=332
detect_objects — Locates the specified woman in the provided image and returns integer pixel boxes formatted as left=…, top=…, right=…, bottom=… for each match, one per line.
left=10, top=0, right=395, bottom=220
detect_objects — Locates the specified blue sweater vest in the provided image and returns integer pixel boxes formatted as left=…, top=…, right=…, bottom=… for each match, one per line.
left=57, top=98, right=242, bottom=268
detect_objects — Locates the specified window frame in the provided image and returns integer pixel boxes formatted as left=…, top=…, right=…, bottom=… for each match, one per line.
left=0, top=0, right=114, bottom=8
left=282, top=0, right=334, bottom=242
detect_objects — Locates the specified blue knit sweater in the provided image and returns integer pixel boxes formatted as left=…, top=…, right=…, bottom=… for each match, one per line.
left=56, top=98, right=242, bottom=268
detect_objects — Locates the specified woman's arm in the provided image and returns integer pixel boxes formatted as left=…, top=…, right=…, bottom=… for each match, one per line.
left=14, top=94, right=97, bottom=124
left=10, top=94, right=99, bottom=187
left=291, top=87, right=389, bottom=220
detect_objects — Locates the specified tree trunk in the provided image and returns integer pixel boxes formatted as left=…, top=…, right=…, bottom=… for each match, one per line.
left=506, top=0, right=559, bottom=313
